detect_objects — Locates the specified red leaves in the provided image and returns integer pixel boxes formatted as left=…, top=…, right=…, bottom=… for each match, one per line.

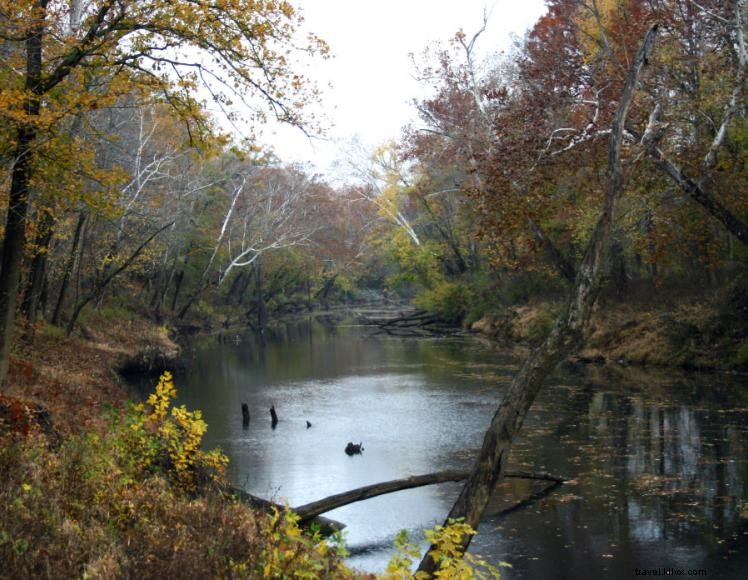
left=0, top=392, right=42, bottom=437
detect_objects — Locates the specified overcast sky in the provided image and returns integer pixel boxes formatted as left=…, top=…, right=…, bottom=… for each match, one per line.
left=246, top=1, right=548, bottom=173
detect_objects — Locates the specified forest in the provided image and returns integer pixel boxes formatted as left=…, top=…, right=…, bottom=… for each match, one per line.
left=1, top=0, right=747, bottom=578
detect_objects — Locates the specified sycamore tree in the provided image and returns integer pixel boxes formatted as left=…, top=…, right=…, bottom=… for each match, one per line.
left=0, top=0, right=327, bottom=387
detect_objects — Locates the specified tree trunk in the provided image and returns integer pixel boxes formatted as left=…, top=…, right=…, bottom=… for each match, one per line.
left=254, top=259, right=266, bottom=328
left=66, top=221, right=173, bottom=335
left=0, top=10, right=44, bottom=388
left=225, top=270, right=246, bottom=305
left=51, top=211, right=87, bottom=326
left=171, top=269, right=185, bottom=312
left=315, top=273, right=338, bottom=310
left=153, top=249, right=180, bottom=317
left=239, top=267, right=255, bottom=306
left=610, top=237, right=628, bottom=299
left=417, top=24, right=659, bottom=575
left=21, top=211, right=56, bottom=341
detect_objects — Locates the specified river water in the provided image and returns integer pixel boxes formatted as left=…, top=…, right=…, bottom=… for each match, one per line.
left=170, top=315, right=748, bottom=578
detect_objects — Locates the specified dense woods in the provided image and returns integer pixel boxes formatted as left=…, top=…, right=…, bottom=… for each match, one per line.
left=1, top=0, right=747, bottom=577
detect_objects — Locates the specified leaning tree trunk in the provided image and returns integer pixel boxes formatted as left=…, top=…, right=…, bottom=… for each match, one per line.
left=645, top=143, right=748, bottom=246
left=65, top=222, right=173, bottom=335
left=0, top=14, right=44, bottom=389
left=418, top=24, right=659, bottom=575
left=254, top=259, right=266, bottom=328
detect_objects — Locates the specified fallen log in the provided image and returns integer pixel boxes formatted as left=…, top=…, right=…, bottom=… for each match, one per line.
left=504, top=470, right=565, bottom=484
left=225, top=485, right=346, bottom=536
left=360, top=309, right=436, bottom=327
left=293, top=469, right=565, bottom=522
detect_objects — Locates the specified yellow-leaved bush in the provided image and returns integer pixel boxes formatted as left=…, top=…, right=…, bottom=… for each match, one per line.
left=382, top=519, right=510, bottom=579
left=123, top=371, right=228, bottom=490
left=248, top=507, right=353, bottom=579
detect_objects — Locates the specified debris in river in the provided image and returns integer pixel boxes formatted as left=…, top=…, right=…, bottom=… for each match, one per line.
left=345, top=442, right=363, bottom=455
left=270, top=405, right=278, bottom=429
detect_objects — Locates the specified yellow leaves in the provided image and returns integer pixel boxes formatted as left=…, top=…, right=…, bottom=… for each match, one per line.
left=256, top=506, right=351, bottom=579
left=383, top=520, right=505, bottom=580
left=125, top=372, right=229, bottom=490
left=574, top=0, right=621, bottom=63
left=1, top=0, right=329, bottom=228
left=146, top=371, right=176, bottom=422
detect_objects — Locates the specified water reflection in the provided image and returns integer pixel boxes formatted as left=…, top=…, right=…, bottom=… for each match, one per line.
left=173, top=317, right=748, bottom=578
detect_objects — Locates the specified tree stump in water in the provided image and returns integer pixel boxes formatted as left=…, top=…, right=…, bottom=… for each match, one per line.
left=345, top=442, right=363, bottom=455
left=270, top=405, right=278, bottom=429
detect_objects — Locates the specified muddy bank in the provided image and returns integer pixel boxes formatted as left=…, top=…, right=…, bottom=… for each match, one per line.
left=471, top=296, right=748, bottom=372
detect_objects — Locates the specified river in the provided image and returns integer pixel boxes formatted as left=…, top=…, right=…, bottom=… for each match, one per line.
left=170, top=314, right=748, bottom=578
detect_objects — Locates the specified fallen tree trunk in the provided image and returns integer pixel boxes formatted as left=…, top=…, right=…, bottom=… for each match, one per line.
left=293, top=469, right=565, bottom=522
left=224, top=485, right=346, bottom=536
left=361, top=310, right=435, bottom=326
left=417, top=24, right=660, bottom=575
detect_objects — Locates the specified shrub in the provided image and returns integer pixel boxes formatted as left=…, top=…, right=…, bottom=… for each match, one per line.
left=733, top=342, right=748, bottom=369
left=521, top=305, right=558, bottom=345
left=37, top=323, right=67, bottom=342
left=414, top=280, right=471, bottom=324
left=383, top=519, right=509, bottom=579
left=121, top=371, right=228, bottom=491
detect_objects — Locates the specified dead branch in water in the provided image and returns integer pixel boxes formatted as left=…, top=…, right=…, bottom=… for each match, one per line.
left=293, top=469, right=565, bottom=522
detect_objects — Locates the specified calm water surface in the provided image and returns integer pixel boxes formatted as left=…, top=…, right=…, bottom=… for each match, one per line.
left=172, top=316, right=748, bottom=578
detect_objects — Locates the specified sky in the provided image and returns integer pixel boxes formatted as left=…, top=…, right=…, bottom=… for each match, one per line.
left=247, top=1, right=548, bottom=174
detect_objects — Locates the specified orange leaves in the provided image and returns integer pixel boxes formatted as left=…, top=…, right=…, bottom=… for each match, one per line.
left=0, top=0, right=328, bottom=159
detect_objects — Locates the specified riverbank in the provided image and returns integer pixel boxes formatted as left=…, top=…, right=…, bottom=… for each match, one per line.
left=471, top=289, right=748, bottom=372
left=4, top=311, right=178, bottom=435
left=0, top=310, right=358, bottom=578
left=2, top=288, right=745, bottom=577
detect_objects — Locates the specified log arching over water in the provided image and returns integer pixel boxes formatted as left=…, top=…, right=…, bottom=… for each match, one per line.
left=223, top=469, right=564, bottom=536
left=293, top=469, right=565, bottom=522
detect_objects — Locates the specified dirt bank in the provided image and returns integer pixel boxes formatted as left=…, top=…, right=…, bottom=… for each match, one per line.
left=4, top=312, right=180, bottom=435
left=471, top=297, right=748, bottom=372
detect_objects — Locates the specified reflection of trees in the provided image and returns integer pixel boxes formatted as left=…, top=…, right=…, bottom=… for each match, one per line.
left=545, top=383, right=748, bottom=573
left=620, top=398, right=746, bottom=547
